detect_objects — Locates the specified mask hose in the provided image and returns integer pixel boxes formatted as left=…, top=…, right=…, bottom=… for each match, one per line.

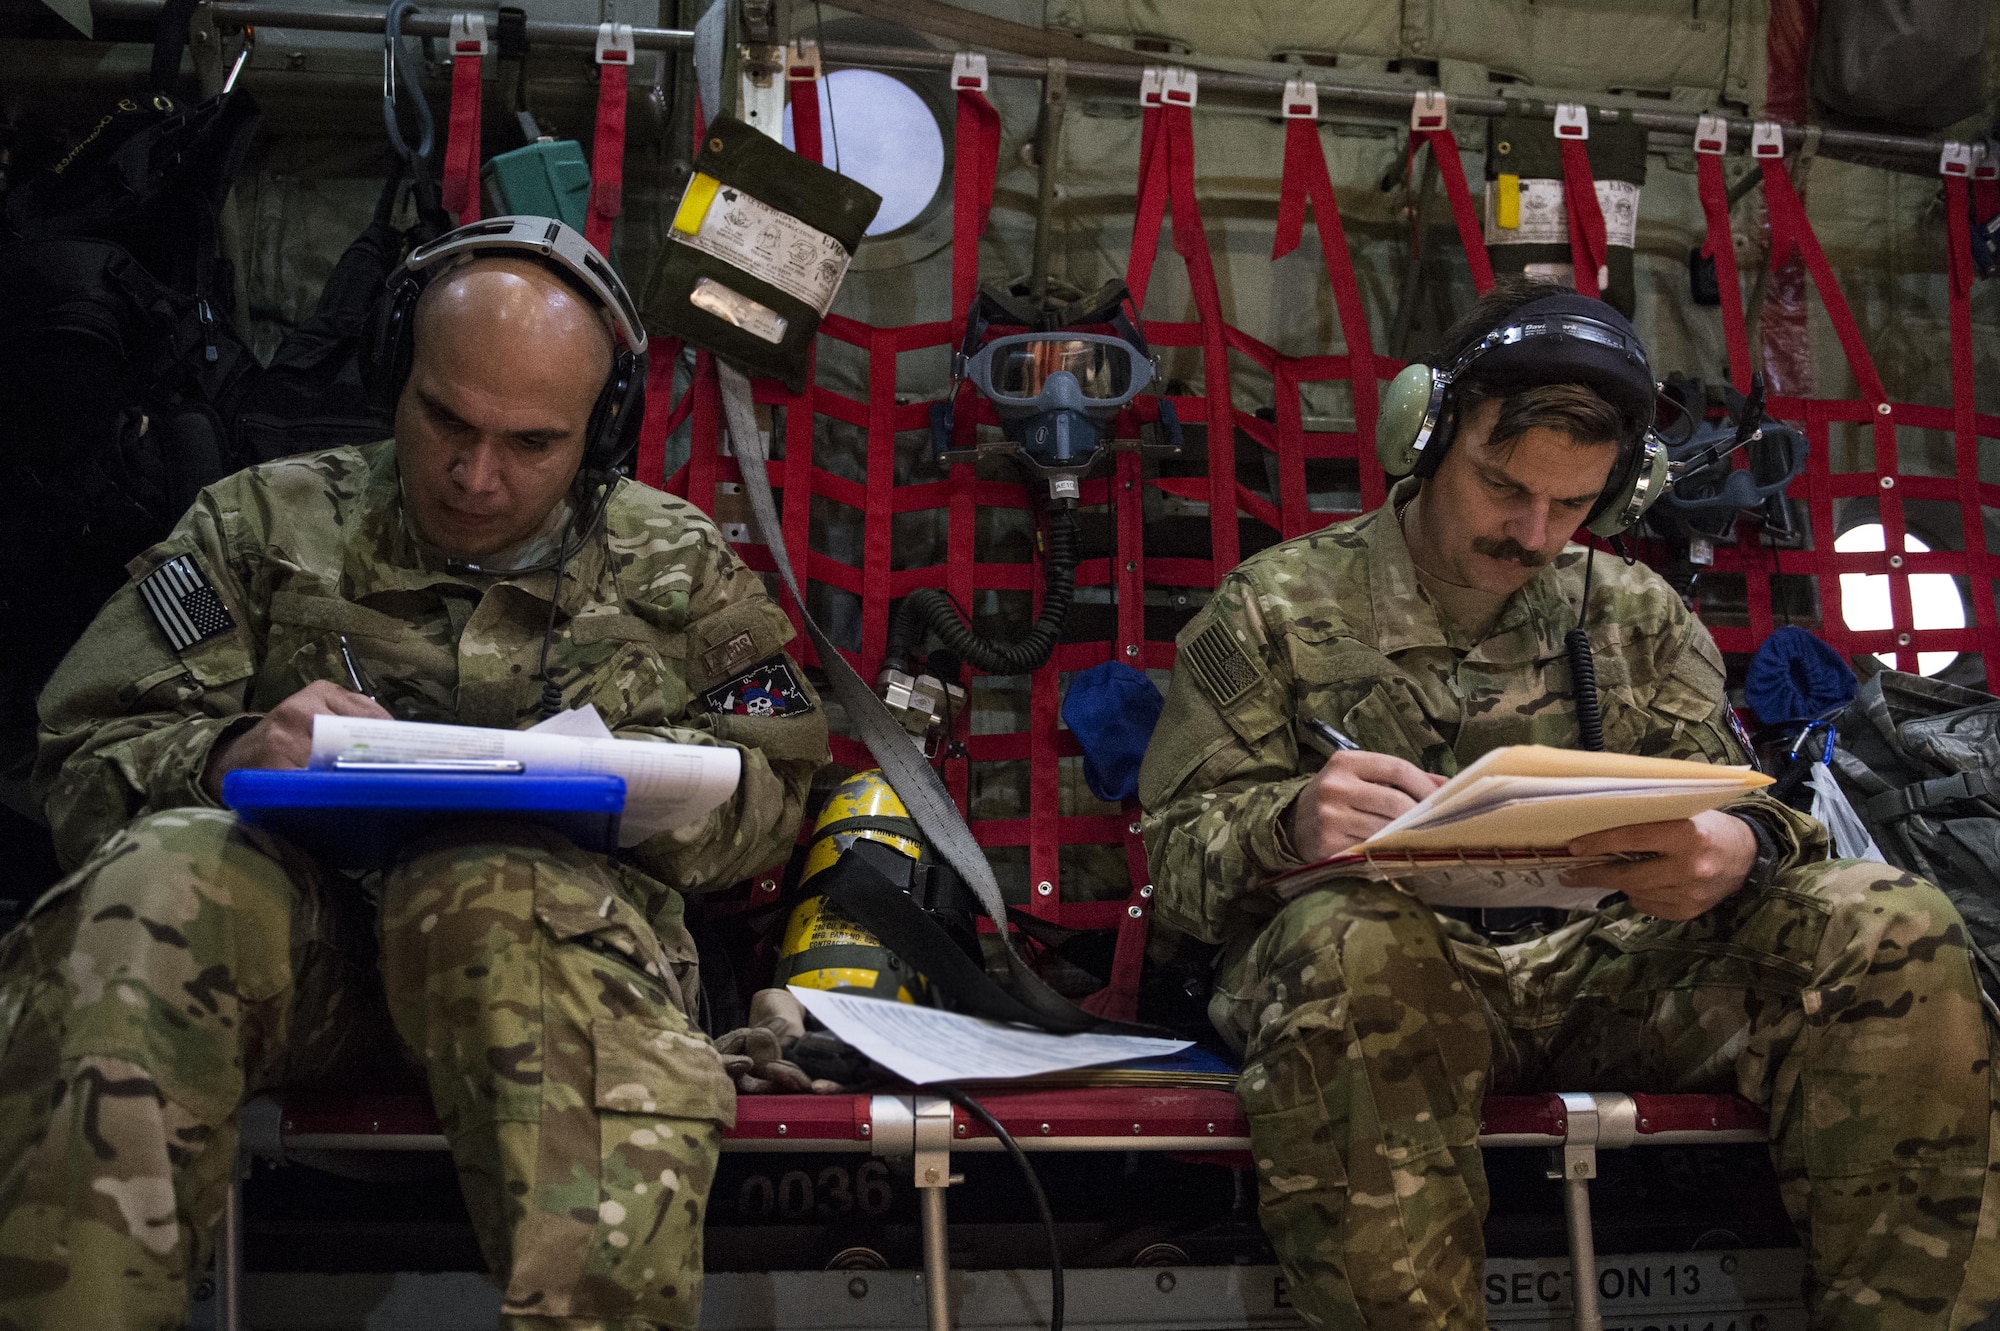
left=886, top=504, right=1078, bottom=676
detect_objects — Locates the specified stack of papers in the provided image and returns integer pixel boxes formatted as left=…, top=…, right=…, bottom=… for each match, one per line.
left=310, top=707, right=740, bottom=847
left=1271, top=745, right=1771, bottom=909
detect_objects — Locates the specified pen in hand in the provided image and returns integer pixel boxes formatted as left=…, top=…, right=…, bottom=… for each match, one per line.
left=336, top=633, right=379, bottom=702
left=1303, top=717, right=1362, bottom=757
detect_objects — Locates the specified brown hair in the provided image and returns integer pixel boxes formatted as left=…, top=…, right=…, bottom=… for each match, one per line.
left=1431, top=276, right=1623, bottom=457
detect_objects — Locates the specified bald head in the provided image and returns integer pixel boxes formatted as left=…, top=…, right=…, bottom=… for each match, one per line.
left=393, top=257, right=619, bottom=560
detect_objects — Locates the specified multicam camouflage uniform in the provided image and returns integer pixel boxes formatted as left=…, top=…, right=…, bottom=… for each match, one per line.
left=0, top=441, right=829, bottom=1331
left=1139, top=478, right=2000, bottom=1331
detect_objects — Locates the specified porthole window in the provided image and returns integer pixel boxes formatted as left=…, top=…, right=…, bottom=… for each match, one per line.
left=783, top=69, right=946, bottom=237
left=1834, top=522, right=1966, bottom=676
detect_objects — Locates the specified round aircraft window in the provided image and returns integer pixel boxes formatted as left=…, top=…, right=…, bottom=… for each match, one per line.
left=1833, top=522, right=1966, bottom=676
left=783, top=69, right=946, bottom=237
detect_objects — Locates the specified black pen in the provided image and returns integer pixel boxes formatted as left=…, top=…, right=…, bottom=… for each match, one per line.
left=1303, top=717, right=1362, bottom=757
left=336, top=633, right=379, bottom=702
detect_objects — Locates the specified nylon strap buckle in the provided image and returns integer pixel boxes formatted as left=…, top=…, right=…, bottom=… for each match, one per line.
left=1751, top=121, right=1786, bottom=159
left=1410, top=89, right=1447, bottom=132
left=1139, top=65, right=1162, bottom=107
left=1553, top=102, right=1589, bottom=140
left=594, top=21, right=633, bottom=66
left=1940, top=141, right=1974, bottom=178
left=1159, top=66, right=1197, bottom=107
left=950, top=51, right=988, bottom=93
left=449, top=13, right=489, bottom=58
left=1693, top=113, right=1729, bottom=156
left=1973, top=142, right=1997, bottom=182
left=787, top=38, right=821, bottom=82
left=1281, top=77, right=1317, bottom=120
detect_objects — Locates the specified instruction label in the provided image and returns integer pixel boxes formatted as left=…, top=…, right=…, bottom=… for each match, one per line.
left=1484, top=177, right=1640, bottom=249
left=671, top=173, right=850, bottom=315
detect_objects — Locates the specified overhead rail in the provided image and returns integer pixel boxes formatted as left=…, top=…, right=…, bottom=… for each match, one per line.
left=76, top=0, right=1969, bottom=172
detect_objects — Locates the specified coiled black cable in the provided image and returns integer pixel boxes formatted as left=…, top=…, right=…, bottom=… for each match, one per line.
left=886, top=505, right=1078, bottom=676
left=944, top=1088, right=1063, bottom=1331
left=1568, top=540, right=1604, bottom=752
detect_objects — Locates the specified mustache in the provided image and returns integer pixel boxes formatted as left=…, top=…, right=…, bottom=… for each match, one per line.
left=1469, top=536, right=1549, bottom=567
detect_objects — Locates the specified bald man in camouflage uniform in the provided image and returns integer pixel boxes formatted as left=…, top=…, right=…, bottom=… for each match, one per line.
left=1140, top=285, right=1999, bottom=1330
left=0, top=252, right=828, bottom=1330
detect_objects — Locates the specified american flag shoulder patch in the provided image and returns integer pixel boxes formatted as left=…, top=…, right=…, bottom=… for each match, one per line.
left=138, top=554, right=236, bottom=653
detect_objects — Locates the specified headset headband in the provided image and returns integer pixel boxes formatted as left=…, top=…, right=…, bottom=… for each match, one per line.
left=403, top=215, right=648, bottom=355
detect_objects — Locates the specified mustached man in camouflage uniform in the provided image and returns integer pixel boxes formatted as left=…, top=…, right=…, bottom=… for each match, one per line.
left=0, top=220, right=829, bottom=1330
left=1139, top=279, right=1999, bottom=1329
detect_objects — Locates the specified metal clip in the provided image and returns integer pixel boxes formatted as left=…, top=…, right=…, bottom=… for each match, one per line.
left=1410, top=89, right=1447, bottom=132
left=786, top=37, right=821, bottom=82
left=1940, top=141, right=1973, bottom=178
left=950, top=51, right=989, bottom=93
left=1281, top=77, right=1318, bottom=120
left=1973, top=141, right=1997, bottom=182
left=1553, top=102, right=1589, bottom=140
left=449, top=12, right=489, bottom=58
left=1751, top=121, right=1786, bottom=159
left=594, top=21, right=633, bottom=66
left=1139, top=65, right=1164, bottom=107
left=1160, top=66, right=1197, bottom=107
left=1693, top=113, right=1728, bottom=155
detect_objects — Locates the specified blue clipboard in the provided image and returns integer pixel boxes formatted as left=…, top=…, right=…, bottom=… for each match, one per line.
left=223, top=769, right=626, bottom=868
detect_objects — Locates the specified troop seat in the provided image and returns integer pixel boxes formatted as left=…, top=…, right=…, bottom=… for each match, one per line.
left=218, top=1085, right=1773, bottom=1331
left=253, top=1085, right=1771, bottom=1159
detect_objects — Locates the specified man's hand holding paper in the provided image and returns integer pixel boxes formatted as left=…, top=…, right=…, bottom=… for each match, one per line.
left=1286, top=749, right=1447, bottom=861
left=1563, top=809, right=1760, bottom=920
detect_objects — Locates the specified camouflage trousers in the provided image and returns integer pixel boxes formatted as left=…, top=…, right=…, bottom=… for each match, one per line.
left=0, top=808, right=736, bottom=1331
left=1214, top=859, right=2000, bottom=1331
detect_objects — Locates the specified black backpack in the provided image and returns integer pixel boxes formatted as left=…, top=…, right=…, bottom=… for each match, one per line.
left=0, top=238, right=262, bottom=744
left=1827, top=668, right=2000, bottom=1003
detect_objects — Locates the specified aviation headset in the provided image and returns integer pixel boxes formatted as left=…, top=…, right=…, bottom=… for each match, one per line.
left=371, top=215, right=651, bottom=478
left=1374, top=292, right=1672, bottom=538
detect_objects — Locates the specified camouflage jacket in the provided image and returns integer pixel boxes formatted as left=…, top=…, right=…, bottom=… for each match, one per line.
left=36, top=441, right=829, bottom=917
left=1138, top=478, right=1825, bottom=946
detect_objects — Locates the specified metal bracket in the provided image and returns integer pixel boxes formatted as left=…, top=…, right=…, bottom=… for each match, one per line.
left=1549, top=1093, right=1638, bottom=1331
left=1693, top=113, right=1728, bottom=156
left=1139, top=65, right=1162, bottom=107
left=1940, top=141, right=1973, bottom=178
left=448, top=12, right=488, bottom=58
left=1410, top=89, right=1447, bottom=132
left=595, top=21, right=633, bottom=66
left=951, top=51, right=989, bottom=94
left=1159, top=66, right=1197, bottom=107
left=1553, top=102, right=1589, bottom=141
left=1751, top=120, right=1786, bottom=159
left=1973, top=141, right=1997, bottom=182
left=785, top=38, right=820, bottom=82
left=1281, top=77, right=1318, bottom=120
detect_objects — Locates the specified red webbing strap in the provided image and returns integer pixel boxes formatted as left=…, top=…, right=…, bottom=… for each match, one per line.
left=441, top=18, right=485, bottom=222
left=1696, top=152, right=1753, bottom=393
left=788, top=60, right=822, bottom=164
left=1942, top=174, right=1998, bottom=665
left=634, top=337, right=686, bottom=488
left=1080, top=819, right=1150, bottom=1022
left=1557, top=137, right=1607, bottom=300
left=585, top=26, right=633, bottom=256
left=1976, top=178, right=2000, bottom=229
left=1416, top=129, right=1494, bottom=293
left=1761, top=157, right=1914, bottom=670
left=1125, top=104, right=1239, bottom=575
left=952, top=88, right=1001, bottom=315
left=1274, top=116, right=1380, bottom=514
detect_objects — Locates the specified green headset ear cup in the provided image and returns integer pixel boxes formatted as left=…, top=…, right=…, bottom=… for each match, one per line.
left=1377, top=363, right=1440, bottom=476
left=1586, top=434, right=1670, bottom=538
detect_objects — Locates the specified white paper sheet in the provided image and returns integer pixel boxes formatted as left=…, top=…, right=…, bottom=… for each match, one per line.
left=789, top=986, right=1191, bottom=1085
left=527, top=705, right=617, bottom=741
left=310, top=715, right=740, bottom=846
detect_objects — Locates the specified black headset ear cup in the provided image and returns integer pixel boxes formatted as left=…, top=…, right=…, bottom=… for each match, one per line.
left=369, top=274, right=424, bottom=412
left=583, top=348, right=647, bottom=474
